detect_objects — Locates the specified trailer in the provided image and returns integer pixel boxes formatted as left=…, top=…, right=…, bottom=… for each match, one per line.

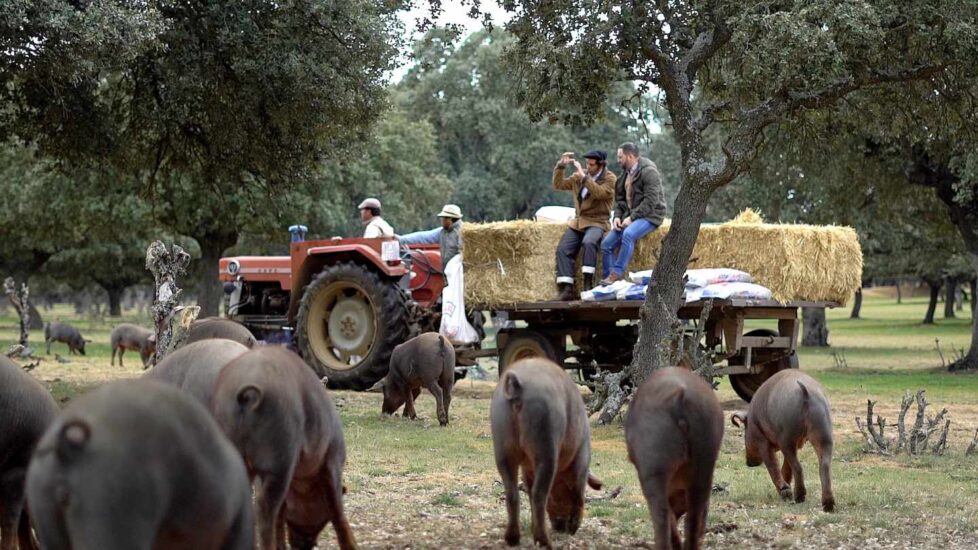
left=457, top=298, right=836, bottom=402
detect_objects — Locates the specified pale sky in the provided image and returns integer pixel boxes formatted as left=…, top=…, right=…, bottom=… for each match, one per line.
left=390, top=2, right=511, bottom=83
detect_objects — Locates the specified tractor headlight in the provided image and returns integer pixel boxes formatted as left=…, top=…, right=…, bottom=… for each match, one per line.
left=227, top=259, right=240, bottom=276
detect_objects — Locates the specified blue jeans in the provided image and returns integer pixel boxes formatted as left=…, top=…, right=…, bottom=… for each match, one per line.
left=601, top=218, right=658, bottom=278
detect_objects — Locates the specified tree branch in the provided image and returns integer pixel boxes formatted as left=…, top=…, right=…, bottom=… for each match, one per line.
left=681, top=23, right=732, bottom=83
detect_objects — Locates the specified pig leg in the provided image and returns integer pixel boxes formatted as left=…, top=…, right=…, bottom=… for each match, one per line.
left=781, top=458, right=792, bottom=485
left=0, top=468, right=28, bottom=550
left=256, top=472, right=293, bottom=550
left=220, top=499, right=254, bottom=550
left=812, top=437, right=835, bottom=512
left=321, top=459, right=357, bottom=550
left=638, top=472, right=677, bottom=550
left=111, top=346, right=117, bottom=366
left=275, top=507, right=287, bottom=550
left=759, top=443, right=791, bottom=501
left=526, top=457, right=556, bottom=549
left=426, top=379, right=447, bottom=426
left=685, top=471, right=713, bottom=550
left=780, top=445, right=806, bottom=504
left=403, top=387, right=418, bottom=419
left=17, top=510, right=39, bottom=550
left=46, top=338, right=51, bottom=355
left=497, top=452, right=522, bottom=546
left=118, top=348, right=125, bottom=368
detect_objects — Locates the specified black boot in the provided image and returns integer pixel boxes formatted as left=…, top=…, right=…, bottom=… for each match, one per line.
left=557, top=283, right=577, bottom=301
left=583, top=274, right=594, bottom=291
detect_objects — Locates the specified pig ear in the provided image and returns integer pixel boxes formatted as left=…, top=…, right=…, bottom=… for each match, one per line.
left=367, top=379, right=386, bottom=392
left=237, top=385, right=263, bottom=409
left=503, top=373, right=522, bottom=401
left=57, top=419, right=92, bottom=461
left=731, top=412, right=747, bottom=428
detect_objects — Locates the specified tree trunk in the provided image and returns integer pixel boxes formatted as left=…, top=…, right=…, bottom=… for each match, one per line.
left=850, top=287, right=863, bottom=319
left=27, top=301, right=44, bottom=330
left=896, top=281, right=902, bottom=304
left=195, top=232, right=238, bottom=318
left=802, top=307, right=829, bottom=347
left=104, top=285, right=125, bottom=317
left=944, top=277, right=957, bottom=319
left=949, top=258, right=978, bottom=371
left=597, top=181, right=712, bottom=424
left=923, top=278, right=942, bottom=325
left=968, top=278, right=978, bottom=317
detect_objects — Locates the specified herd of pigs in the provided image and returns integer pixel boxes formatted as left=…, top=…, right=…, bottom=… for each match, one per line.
left=2, top=319, right=835, bottom=549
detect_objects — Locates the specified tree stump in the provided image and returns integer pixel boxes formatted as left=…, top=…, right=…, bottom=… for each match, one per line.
left=145, top=241, right=194, bottom=364
left=4, top=277, right=31, bottom=348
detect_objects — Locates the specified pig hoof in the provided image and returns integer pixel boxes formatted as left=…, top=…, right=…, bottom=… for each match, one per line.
left=504, top=529, right=520, bottom=546
left=778, top=487, right=792, bottom=501
left=794, top=491, right=806, bottom=504
left=822, top=497, right=835, bottom=513
left=551, top=517, right=569, bottom=533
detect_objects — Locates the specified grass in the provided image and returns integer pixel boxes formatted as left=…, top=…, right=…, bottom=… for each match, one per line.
left=5, top=296, right=978, bottom=548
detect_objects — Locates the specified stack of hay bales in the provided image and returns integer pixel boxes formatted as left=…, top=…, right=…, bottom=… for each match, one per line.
left=461, top=208, right=863, bottom=307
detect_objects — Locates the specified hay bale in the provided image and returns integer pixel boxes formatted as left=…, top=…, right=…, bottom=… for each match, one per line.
left=462, top=211, right=863, bottom=307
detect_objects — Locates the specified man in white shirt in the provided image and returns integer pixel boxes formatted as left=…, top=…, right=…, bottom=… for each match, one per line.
left=359, top=198, right=394, bottom=238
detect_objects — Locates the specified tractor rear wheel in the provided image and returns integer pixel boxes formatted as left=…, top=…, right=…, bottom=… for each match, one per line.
left=296, top=262, right=410, bottom=390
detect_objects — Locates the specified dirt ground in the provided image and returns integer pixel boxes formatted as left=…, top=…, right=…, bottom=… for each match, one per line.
left=26, top=356, right=978, bottom=550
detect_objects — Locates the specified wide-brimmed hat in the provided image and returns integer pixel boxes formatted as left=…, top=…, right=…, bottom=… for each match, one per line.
left=358, top=198, right=381, bottom=210
left=438, top=204, right=463, bottom=219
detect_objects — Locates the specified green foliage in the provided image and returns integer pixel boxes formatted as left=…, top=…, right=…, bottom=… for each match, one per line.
left=397, top=29, right=649, bottom=221
left=2, top=0, right=405, bottom=186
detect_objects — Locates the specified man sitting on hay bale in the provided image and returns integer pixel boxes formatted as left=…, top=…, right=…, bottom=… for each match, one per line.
left=600, top=142, right=668, bottom=285
left=552, top=149, right=617, bottom=300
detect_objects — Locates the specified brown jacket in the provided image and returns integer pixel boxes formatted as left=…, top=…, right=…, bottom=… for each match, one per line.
left=552, top=166, right=617, bottom=231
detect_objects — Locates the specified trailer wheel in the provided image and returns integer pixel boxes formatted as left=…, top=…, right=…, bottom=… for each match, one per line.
left=296, top=262, right=409, bottom=390
left=498, top=330, right=561, bottom=373
left=728, top=328, right=799, bottom=402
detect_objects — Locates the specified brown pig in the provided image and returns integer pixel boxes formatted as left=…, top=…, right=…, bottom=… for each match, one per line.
left=181, top=317, right=257, bottom=349
left=110, top=323, right=156, bottom=368
left=490, top=358, right=602, bottom=548
left=25, top=379, right=253, bottom=549
left=211, top=347, right=356, bottom=550
left=625, top=367, right=723, bottom=550
left=1, top=356, right=59, bottom=550
left=144, top=339, right=249, bottom=407
left=381, top=332, right=455, bottom=425
left=731, top=369, right=835, bottom=512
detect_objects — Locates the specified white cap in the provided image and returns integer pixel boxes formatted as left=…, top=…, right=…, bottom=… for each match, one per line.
left=358, top=198, right=381, bottom=210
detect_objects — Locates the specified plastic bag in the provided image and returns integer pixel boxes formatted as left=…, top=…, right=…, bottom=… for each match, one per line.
left=629, top=269, right=653, bottom=285
left=698, top=282, right=773, bottom=300
left=616, top=283, right=648, bottom=301
left=685, top=268, right=753, bottom=289
left=439, top=255, right=481, bottom=344
left=584, top=280, right=633, bottom=302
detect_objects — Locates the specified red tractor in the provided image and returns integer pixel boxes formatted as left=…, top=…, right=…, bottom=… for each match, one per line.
left=219, top=235, right=477, bottom=390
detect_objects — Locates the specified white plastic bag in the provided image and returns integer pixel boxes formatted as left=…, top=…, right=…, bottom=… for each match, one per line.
left=629, top=269, right=654, bottom=285
left=685, top=268, right=753, bottom=289
left=533, top=206, right=577, bottom=223
left=440, top=255, right=481, bottom=344
left=698, top=282, right=773, bottom=300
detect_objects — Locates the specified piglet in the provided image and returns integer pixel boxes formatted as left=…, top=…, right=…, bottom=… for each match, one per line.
left=381, top=332, right=455, bottom=425
left=26, top=379, right=253, bottom=549
left=0, top=356, right=59, bottom=550
left=731, top=369, right=835, bottom=512
left=144, top=338, right=249, bottom=407
left=490, top=358, right=602, bottom=548
left=625, top=367, right=723, bottom=550
left=211, top=347, right=356, bottom=550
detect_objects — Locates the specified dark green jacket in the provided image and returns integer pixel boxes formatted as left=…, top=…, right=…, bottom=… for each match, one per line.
left=614, top=157, right=667, bottom=226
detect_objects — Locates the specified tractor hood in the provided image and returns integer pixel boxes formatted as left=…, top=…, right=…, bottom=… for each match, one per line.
left=219, top=256, right=292, bottom=289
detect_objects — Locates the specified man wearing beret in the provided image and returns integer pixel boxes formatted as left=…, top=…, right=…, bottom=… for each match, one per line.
left=599, top=142, right=667, bottom=285
left=359, top=197, right=395, bottom=238
left=552, top=149, right=617, bottom=301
